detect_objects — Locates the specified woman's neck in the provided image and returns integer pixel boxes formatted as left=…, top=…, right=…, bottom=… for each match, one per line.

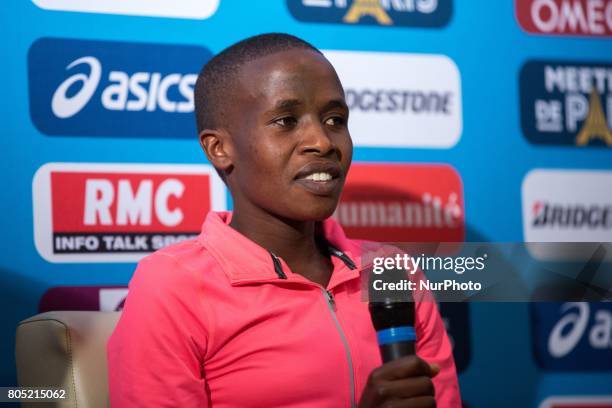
left=230, top=208, right=319, bottom=262
left=229, top=206, right=333, bottom=286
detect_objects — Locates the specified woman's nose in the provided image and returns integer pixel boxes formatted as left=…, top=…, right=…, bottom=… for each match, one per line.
left=299, top=120, right=336, bottom=156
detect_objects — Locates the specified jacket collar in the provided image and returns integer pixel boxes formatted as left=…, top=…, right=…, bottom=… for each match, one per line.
left=198, top=211, right=361, bottom=288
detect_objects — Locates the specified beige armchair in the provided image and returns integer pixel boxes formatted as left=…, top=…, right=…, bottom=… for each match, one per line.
left=15, top=311, right=120, bottom=408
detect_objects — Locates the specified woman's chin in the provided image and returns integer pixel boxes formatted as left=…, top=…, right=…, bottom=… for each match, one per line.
left=293, top=203, right=338, bottom=222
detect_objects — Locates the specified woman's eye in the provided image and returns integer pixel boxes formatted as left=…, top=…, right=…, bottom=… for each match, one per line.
left=325, top=116, right=345, bottom=127
left=273, top=117, right=297, bottom=128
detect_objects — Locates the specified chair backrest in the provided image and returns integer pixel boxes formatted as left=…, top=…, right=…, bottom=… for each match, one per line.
left=15, top=311, right=120, bottom=408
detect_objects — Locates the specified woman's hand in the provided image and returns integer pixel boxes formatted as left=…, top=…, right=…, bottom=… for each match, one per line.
left=358, top=356, right=439, bottom=408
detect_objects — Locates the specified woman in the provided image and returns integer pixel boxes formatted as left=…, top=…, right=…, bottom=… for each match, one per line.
left=108, top=33, right=460, bottom=407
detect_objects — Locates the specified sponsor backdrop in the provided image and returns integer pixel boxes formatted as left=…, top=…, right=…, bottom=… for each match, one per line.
left=1, top=0, right=611, bottom=406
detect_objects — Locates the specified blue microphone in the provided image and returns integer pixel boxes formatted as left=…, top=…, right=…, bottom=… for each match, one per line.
left=369, top=299, right=416, bottom=362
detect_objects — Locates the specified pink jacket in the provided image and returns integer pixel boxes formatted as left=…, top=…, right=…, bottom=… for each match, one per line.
left=108, top=211, right=461, bottom=407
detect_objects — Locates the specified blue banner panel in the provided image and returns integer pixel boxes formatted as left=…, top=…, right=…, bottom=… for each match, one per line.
left=519, top=60, right=612, bottom=148
left=28, top=37, right=212, bottom=139
left=286, top=0, right=452, bottom=28
left=439, top=302, right=471, bottom=373
left=531, top=302, right=612, bottom=371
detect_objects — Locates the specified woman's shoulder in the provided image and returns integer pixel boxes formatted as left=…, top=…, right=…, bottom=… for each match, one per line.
left=130, top=237, right=219, bottom=292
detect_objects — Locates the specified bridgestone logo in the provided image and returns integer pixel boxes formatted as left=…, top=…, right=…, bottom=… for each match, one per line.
left=532, top=201, right=612, bottom=229
left=345, top=89, right=452, bottom=114
left=323, top=51, right=462, bottom=148
left=522, top=169, right=612, bottom=250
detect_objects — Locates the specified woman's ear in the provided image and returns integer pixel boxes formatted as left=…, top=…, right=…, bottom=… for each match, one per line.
left=199, top=129, right=234, bottom=173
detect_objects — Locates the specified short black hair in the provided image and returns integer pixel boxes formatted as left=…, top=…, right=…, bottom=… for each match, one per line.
left=194, top=33, right=322, bottom=134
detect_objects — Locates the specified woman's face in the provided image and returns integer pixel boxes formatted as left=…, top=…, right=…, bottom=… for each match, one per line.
left=224, top=49, right=353, bottom=221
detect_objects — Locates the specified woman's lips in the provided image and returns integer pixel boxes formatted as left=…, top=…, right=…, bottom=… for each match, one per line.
left=293, top=161, right=344, bottom=196
left=294, top=177, right=341, bottom=196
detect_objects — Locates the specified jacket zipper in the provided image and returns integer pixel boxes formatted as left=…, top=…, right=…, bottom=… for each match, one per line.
left=269, top=253, right=287, bottom=279
left=322, top=289, right=356, bottom=408
left=266, top=249, right=358, bottom=406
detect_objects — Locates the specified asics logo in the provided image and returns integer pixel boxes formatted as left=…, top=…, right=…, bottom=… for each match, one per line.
left=52, top=56, right=101, bottom=118
left=532, top=301, right=612, bottom=369
left=28, top=38, right=210, bottom=138
left=548, top=302, right=589, bottom=358
left=50, top=56, right=196, bottom=119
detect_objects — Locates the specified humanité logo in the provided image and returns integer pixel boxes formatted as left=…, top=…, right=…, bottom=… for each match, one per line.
left=335, top=163, right=465, bottom=242
left=28, top=38, right=212, bottom=138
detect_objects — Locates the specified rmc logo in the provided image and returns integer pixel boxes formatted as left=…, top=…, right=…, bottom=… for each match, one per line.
left=531, top=302, right=612, bottom=370
left=28, top=38, right=212, bottom=138
left=286, top=0, right=452, bottom=28
left=32, top=162, right=226, bottom=263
